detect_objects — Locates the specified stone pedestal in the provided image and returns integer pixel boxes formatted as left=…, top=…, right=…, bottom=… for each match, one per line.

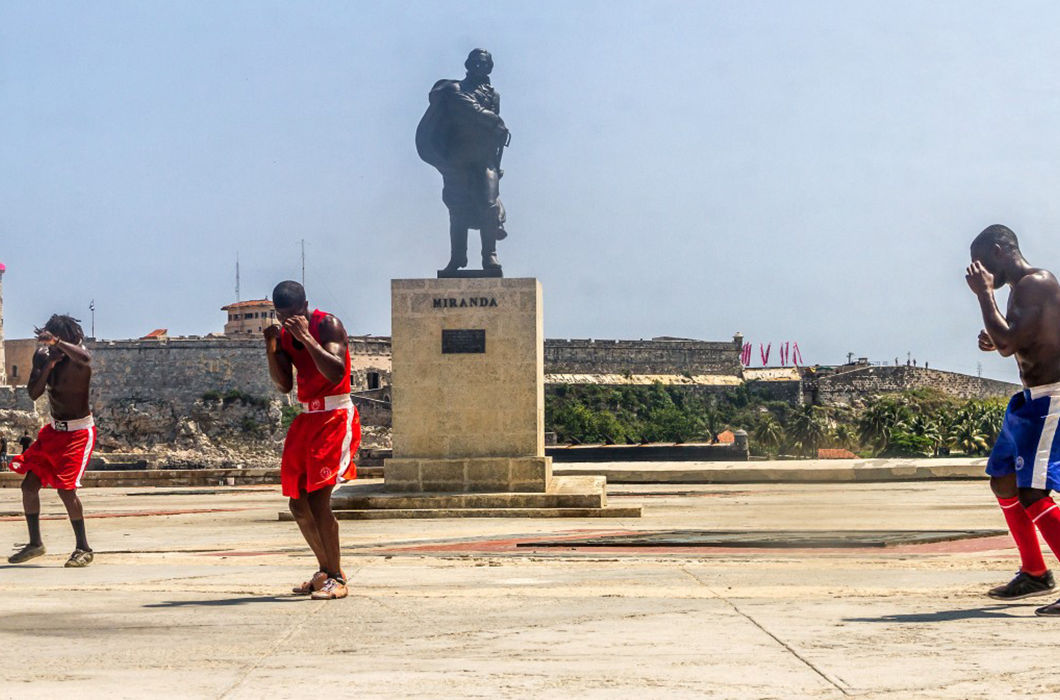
left=385, top=277, right=551, bottom=492
left=324, top=277, right=639, bottom=519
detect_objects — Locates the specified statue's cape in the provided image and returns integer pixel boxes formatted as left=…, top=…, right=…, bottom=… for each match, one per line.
left=415, top=79, right=459, bottom=170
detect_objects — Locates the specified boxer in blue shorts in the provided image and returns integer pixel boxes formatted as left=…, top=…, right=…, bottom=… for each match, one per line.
left=967, top=225, right=1060, bottom=615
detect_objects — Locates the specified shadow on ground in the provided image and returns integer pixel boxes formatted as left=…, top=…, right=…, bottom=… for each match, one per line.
left=143, top=595, right=308, bottom=608
left=845, top=604, right=1030, bottom=623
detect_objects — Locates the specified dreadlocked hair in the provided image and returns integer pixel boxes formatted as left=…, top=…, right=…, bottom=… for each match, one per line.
left=39, top=314, right=85, bottom=344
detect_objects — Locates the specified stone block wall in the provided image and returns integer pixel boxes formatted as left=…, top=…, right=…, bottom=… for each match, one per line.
left=810, top=365, right=1020, bottom=406
left=544, top=336, right=744, bottom=376
left=745, top=379, right=804, bottom=405
left=81, top=335, right=391, bottom=463
left=3, top=339, right=38, bottom=386
left=0, top=385, right=45, bottom=444
left=89, top=337, right=276, bottom=408
left=67, top=334, right=391, bottom=408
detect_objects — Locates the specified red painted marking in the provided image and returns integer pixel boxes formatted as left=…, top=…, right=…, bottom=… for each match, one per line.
left=0, top=507, right=253, bottom=522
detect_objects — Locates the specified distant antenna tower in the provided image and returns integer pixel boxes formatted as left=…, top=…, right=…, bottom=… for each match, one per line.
left=977, top=362, right=983, bottom=378
left=300, top=239, right=305, bottom=285
left=235, top=252, right=240, bottom=301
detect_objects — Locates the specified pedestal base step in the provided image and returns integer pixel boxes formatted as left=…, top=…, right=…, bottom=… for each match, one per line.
left=331, top=475, right=605, bottom=510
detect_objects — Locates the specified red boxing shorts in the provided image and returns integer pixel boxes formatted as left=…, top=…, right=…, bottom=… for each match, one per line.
left=282, top=398, right=360, bottom=499
left=9, top=417, right=97, bottom=490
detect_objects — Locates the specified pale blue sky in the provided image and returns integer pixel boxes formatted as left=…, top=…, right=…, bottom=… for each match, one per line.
left=4, top=1, right=1060, bottom=382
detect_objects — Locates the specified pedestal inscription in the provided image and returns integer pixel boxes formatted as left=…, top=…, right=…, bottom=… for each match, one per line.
left=441, top=329, right=486, bottom=354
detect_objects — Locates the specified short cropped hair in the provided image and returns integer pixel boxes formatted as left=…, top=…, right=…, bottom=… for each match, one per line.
left=39, top=314, right=84, bottom=344
left=972, top=224, right=1020, bottom=253
left=272, top=280, right=306, bottom=310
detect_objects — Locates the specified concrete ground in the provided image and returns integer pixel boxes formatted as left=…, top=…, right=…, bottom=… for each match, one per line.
left=2, top=478, right=1060, bottom=699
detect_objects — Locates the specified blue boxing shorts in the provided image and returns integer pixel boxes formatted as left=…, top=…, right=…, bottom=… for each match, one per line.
left=987, top=383, right=1060, bottom=491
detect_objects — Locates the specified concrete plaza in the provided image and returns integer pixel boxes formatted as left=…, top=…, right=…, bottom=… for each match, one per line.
left=2, top=477, right=1060, bottom=698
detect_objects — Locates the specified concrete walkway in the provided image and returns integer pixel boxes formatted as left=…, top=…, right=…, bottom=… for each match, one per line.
left=1, top=478, right=1057, bottom=698
left=555, top=456, right=988, bottom=483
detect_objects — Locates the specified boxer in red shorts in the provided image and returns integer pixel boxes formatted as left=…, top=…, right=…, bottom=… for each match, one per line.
left=8, top=314, right=96, bottom=567
left=265, top=281, right=361, bottom=600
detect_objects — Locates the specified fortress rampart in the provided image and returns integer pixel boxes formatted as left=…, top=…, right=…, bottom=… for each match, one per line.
left=806, top=365, right=1020, bottom=405
left=544, top=336, right=744, bottom=376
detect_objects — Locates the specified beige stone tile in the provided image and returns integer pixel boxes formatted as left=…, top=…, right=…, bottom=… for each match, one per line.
left=466, top=458, right=511, bottom=483
left=510, top=457, right=551, bottom=483
left=420, top=459, right=467, bottom=484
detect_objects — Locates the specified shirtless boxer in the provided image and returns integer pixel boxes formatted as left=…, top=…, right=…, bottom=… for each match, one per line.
left=8, top=314, right=96, bottom=567
left=967, top=225, right=1060, bottom=615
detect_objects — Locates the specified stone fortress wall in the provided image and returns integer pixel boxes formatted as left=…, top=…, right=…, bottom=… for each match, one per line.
left=0, top=329, right=1021, bottom=463
left=0, top=335, right=393, bottom=466
left=87, top=335, right=392, bottom=407
left=544, top=335, right=744, bottom=376
left=807, top=365, right=1020, bottom=406
left=3, top=333, right=1018, bottom=413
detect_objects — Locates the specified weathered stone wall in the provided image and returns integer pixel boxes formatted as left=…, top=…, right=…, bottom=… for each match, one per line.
left=745, top=379, right=805, bottom=405
left=0, top=385, right=46, bottom=444
left=544, top=336, right=744, bottom=376
left=3, top=339, right=38, bottom=386
left=82, top=335, right=392, bottom=465
left=89, top=337, right=276, bottom=408
left=810, top=366, right=1020, bottom=406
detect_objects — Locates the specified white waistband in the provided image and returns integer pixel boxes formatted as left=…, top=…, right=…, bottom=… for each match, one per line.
left=52, top=416, right=94, bottom=432
left=301, top=395, right=353, bottom=413
left=1028, top=381, right=1060, bottom=399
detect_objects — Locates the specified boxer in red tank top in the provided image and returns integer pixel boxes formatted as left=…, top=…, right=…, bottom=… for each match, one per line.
left=265, top=281, right=361, bottom=600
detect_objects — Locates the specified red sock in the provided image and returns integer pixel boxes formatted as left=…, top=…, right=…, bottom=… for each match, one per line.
left=998, top=496, right=1047, bottom=576
left=1026, top=497, right=1060, bottom=567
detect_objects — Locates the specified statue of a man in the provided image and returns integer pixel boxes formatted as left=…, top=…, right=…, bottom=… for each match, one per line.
left=416, top=49, right=510, bottom=275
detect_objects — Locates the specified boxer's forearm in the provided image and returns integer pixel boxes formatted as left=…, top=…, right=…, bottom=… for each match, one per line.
left=978, top=292, right=1018, bottom=357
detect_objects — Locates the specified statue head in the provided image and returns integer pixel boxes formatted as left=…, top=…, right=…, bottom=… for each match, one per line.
left=464, top=49, right=493, bottom=79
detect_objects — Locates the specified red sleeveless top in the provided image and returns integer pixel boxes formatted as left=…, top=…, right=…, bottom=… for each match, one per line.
left=279, top=309, right=352, bottom=403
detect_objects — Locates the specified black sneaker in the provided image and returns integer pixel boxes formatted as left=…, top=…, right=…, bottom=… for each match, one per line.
left=8, top=543, right=46, bottom=564
left=1035, top=599, right=1060, bottom=616
left=988, top=570, right=1055, bottom=600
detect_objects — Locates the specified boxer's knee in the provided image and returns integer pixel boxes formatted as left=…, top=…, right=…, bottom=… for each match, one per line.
left=20, top=473, right=41, bottom=494
left=1019, top=487, right=1051, bottom=509
left=990, top=474, right=1018, bottom=499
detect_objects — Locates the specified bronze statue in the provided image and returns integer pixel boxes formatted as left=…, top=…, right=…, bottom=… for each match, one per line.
left=417, top=49, right=510, bottom=276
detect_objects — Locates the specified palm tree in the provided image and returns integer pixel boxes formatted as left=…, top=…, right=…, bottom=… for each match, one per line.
left=909, top=413, right=944, bottom=456
left=788, top=405, right=829, bottom=457
left=949, top=417, right=989, bottom=455
left=832, top=423, right=857, bottom=451
left=858, top=399, right=910, bottom=455
left=976, top=401, right=1005, bottom=444
left=752, top=415, right=785, bottom=453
